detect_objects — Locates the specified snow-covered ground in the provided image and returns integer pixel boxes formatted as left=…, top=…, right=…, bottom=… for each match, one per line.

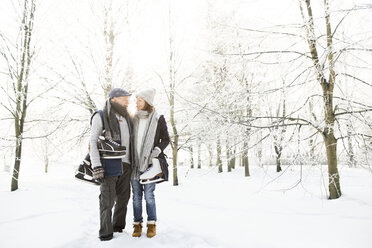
left=1, top=162, right=372, bottom=248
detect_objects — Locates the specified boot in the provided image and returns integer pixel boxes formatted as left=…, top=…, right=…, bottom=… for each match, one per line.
left=146, top=221, right=156, bottom=238
left=132, top=223, right=142, bottom=237
left=99, top=233, right=113, bottom=241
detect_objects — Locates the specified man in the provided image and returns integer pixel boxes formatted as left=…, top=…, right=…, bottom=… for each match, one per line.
left=90, top=88, right=133, bottom=241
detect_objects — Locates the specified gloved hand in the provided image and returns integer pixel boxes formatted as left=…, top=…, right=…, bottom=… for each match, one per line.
left=150, top=147, right=161, bottom=161
left=93, top=166, right=104, bottom=181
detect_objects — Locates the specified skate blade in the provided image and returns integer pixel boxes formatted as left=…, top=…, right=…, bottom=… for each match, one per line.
left=75, top=170, right=93, bottom=178
left=101, top=155, right=126, bottom=159
left=75, top=173, right=101, bottom=186
left=139, top=178, right=164, bottom=185
left=139, top=172, right=163, bottom=180
left=75, top=177, right=101, bottom=186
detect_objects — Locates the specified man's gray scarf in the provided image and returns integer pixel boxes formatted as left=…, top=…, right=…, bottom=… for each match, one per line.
left=132, top=109, right=159, bottom=179
left=102, top=99, right=129, bottom=141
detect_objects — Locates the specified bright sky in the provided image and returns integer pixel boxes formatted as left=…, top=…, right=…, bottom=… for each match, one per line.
left=1, top=0, right=369, bottom=79
left=0, top=0, right=371, bottom=108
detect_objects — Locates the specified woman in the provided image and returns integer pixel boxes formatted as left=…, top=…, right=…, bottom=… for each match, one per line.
left=131, top=88, right=170, bottom=238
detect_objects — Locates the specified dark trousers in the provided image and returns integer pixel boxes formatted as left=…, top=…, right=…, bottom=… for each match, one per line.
left=99, top=163, right=131, bottom=237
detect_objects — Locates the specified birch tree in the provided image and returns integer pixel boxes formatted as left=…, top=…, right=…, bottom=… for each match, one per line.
left=0, top=0, right=36, bottom=191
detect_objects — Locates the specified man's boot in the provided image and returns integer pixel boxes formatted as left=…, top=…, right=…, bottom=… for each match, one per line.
left=132, top=223, right=142, bottom=237
left=146, top=221, right=156, bottom=238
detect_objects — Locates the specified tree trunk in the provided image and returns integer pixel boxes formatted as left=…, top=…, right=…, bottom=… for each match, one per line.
left=274, top=145, right=282, bottom=172
left=308, top=100, right=317, bottom=165
left=168, top=4, right=178, bottom=186
left=229, top=148, right=236, bottom=170
left=208, top=145, right=213, bottom=167
left=10, top=0, right=35, bottom=191
left=44, top=140, right=49, bottom=173
left=217, top=137, right=222, bottom=173
left=300, top=0, right=341, bottom=199
left=243, top=151, right=250, bottom=177
left=170, top=90, right=178, bottom=186
left=322, top=87, right=341, bottom=199
left=11, top=136, right=23, bottom=191
left=276, top=155, right=282, bottom=172
left=240, top=153, right=244, bottom=167
left=43, top=138, right=49, bottom=173
left=321, top=66, right=340, bottom=199
left=45, top=157, right=49, bottom=173
left=243, top=142, right=250, bottom=177
left=190, top=146, right=194, bottom=169
left=11, top=112, right=27, bottom=192
left=226, top=139, right=231, bottom=172
left=257, top=135, right=263, bottom=168
left=172, top=137, right=179, bottom=186
left=346, top=121, right=356, bottom=167
left=197, top=142, right=201, bottom=169
left=275, top=155, right=282, bottom=172
left=323, top=133, right=341, bottom=199
left=309, top=138, right=316, bottom=165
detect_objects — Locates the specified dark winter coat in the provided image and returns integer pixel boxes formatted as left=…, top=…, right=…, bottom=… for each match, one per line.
left=153, top=115, right=170, bottom=182
left=90, top=109, right=134, bottom=178
left=153, top=115, right=170, bottom=157
left=132, top=113, right=170, bottom=181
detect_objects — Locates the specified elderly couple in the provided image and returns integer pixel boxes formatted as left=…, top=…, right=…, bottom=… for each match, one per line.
left=89, top=87, right=170, bottom=241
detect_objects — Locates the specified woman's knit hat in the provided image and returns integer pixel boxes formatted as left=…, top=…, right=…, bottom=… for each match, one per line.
left=136, top=88, right=156, bottom=106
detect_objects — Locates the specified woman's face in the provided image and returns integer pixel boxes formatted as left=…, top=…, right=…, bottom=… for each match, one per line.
left=136, top=97, right=146, bottom=111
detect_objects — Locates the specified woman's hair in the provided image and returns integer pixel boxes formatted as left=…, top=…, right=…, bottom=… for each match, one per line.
left=143, top=101, right=154, bottom=113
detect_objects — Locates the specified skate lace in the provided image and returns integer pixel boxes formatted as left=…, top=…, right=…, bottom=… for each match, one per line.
left=107, top=137, right=120, bottom=147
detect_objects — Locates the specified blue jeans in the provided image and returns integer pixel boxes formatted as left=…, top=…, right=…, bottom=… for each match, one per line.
left=131, top=179, right=157, bottom=223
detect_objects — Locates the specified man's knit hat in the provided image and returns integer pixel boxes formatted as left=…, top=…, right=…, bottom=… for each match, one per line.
left=136, top=88, right=156, bottom=106
left=109, top=88, right=132, bottom=99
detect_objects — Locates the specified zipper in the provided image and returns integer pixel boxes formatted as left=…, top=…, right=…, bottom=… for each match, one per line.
left=117, top=116, right=123, bottom=176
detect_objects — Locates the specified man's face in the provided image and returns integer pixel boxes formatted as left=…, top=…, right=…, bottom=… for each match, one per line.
left=112, top=96, right=130, bottom=107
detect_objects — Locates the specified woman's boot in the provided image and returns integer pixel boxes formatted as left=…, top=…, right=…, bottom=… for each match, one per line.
left=146, top=221, right=156, bottom=238
left=132, top=223, right=142, bottom=237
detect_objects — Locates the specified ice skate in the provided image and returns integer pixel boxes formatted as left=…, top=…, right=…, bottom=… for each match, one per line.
left=97, top=135, right=126, bottom=159
left=75, top=154, right=102, bottom=185
left=139, top=158, right=164, bottom=184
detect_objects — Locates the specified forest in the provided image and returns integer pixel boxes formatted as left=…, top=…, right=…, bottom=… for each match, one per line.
left=0, top=0, right=371, bottom=199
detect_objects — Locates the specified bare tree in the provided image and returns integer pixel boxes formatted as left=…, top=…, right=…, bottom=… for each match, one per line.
left=157, top=2, right=180, bottom=186
left=0, top=0, right=36, bottom=191
left=272, top=80, right=287, bottom=173
left=298, top=0, right=340, bottom=199
left=216, top=0, right=372, bottom=199
left=157, top=1, right=205, bottom=185
left=79, top=0, right=139, bottom=98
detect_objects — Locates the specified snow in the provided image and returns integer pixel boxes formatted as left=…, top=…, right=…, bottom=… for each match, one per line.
left=1, top=163, right=372, bottom=248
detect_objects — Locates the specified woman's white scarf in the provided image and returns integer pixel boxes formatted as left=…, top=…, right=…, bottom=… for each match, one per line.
left=133, top=109, right=159, bottom=178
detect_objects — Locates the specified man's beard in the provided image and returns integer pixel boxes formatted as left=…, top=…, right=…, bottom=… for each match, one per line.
left=110, top=100, right=129, bottom=117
